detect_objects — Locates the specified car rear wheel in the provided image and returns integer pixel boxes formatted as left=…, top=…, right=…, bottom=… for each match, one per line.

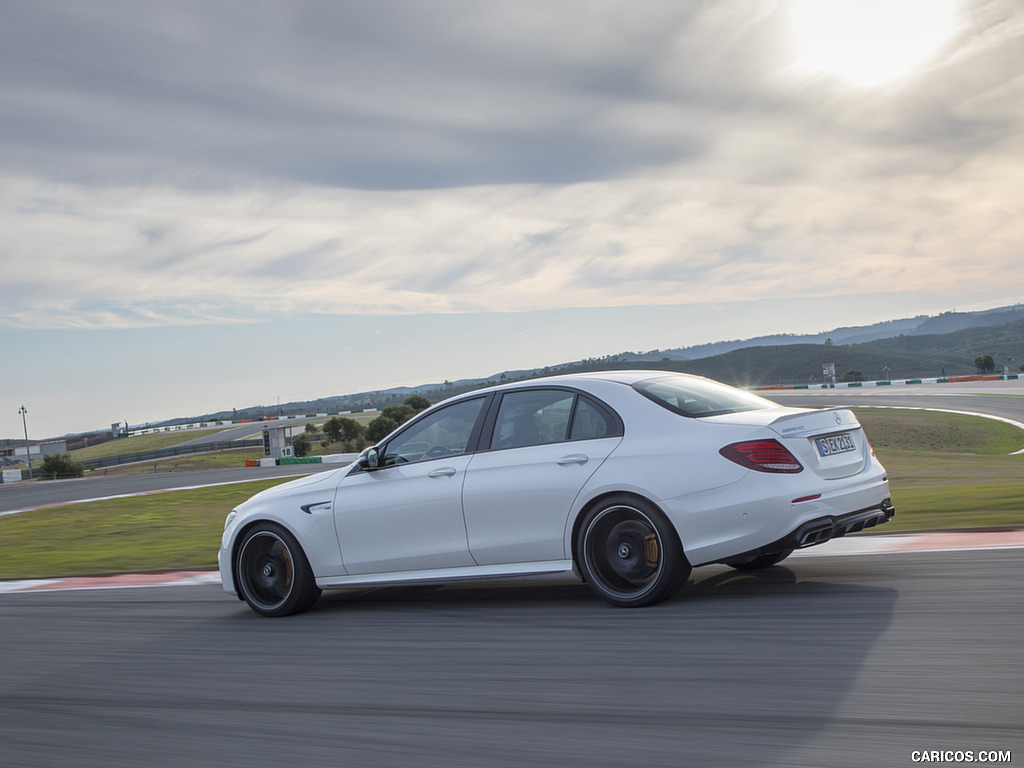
left=729, top=549, right=794, bottom=571
left=236, top=523, right=321, bottom=617
left=576, top=496, right=690, bottom=607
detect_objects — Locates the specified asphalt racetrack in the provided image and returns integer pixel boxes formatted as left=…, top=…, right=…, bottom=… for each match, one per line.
left=0, top=464, right=340, bottom=516
left=1, top=381, right=1021, bottom=766
left=1, top=549, right=1021, bottom=768
left=762, top=378, right=1024, bottom=425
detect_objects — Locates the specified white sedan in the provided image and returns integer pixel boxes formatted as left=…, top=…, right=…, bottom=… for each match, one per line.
left=219, top=371, right=893, bottom=616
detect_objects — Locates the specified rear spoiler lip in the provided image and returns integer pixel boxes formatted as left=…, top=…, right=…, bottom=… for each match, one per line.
left=768, top=406, right=850, bottom=425
left=767, top=407, right=863, bottom=439
left=700, top=406, right=861, bottom=436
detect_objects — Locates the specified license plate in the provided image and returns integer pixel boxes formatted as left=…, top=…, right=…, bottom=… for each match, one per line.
left=815, top=432, right=856, bottom=457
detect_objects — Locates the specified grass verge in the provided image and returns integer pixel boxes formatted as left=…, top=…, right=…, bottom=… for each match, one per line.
left=0, top=478, right=288, bottom=579
left=69, top=427, right=236, bottom=461
left=854, top=409, right=1024, bottom=531
left=90, top=450, right=264, bottom=476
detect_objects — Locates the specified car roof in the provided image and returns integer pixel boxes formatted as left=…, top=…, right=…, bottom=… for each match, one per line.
left=466, top=369, right=705, bottom=395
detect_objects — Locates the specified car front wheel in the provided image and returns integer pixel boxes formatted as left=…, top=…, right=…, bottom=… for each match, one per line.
left=235, top=523, right=321, bottom=617
left=576, top=496, right=690, bottom=607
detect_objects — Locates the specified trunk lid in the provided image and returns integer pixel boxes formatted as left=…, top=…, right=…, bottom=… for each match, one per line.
left=706, top=406, right=871, bottom=480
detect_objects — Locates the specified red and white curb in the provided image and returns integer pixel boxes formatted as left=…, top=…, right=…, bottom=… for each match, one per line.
left=0, top=570, right=220, bottom=594
left=790, top=529, right=1024, bottom=557
left=1, top=530, right=1022, bottom=595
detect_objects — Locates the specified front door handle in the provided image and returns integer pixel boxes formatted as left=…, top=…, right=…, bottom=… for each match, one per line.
left=556, top=454, right=589, bottom=466
left=428, top=467, right=457, bottom=478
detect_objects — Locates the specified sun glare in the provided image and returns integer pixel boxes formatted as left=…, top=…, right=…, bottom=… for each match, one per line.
left=789, top=0, right=959, bottom=87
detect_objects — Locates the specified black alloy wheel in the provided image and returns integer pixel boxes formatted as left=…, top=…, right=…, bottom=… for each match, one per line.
left=235, top=523, right=321, bottom=617
left=577, top=495, right=690, bottom=607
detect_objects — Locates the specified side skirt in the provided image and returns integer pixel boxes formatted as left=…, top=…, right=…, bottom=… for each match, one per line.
left=316, top=559, right=578, bottom=589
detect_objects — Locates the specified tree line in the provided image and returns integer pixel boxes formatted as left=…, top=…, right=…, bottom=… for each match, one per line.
left=291, top=395, right=432, bottom=457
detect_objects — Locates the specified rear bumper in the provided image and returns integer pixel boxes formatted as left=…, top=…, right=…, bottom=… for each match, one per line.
left=718, top=498, right=895, bottom=565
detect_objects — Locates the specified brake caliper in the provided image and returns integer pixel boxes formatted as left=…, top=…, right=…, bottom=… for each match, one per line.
left=644, top=534, right=659, bottom=568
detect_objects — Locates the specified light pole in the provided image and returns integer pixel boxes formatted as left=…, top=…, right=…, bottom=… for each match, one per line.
left=18, top=405, right=32, bottom=474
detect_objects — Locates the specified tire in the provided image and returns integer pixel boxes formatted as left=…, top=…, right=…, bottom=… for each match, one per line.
left=729, top=549, right=794, bottom=571
left=235, top=523, right=321, bottom=617
left=576, top=495, right=690, bottom=607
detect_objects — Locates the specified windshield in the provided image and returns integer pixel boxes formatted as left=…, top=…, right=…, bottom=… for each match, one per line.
left=632, top=375, right=777, bottom=418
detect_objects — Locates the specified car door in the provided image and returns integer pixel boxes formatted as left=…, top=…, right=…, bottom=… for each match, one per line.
left=461, top=389, right=623, bottom=565
left=333, top=397, right=486, bottom=575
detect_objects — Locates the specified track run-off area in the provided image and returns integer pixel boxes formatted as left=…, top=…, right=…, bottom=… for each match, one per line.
left=2, top=549, right=1020, bottom=767
left=1, top=379, right=1021, bottom=767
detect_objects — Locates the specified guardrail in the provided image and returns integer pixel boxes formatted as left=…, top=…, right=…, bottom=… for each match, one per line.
left=81, top=439, right=262, bottom=470
left=750, top=373, right=1021, bottom=391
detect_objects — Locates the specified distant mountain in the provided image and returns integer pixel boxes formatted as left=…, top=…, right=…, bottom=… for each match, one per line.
left=857, top=316, right=1024, bottom=361
left=170, top=304, right=1024, bottom=426
left=908, top=306, right=1024, bottom=335
left=619, top=305, right=1024, bottom=362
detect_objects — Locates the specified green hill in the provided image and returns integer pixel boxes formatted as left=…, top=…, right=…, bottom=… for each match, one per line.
left=198, top=316, right=1024, bottom=419
left=397, top=342, right=989, bottom=404
left=855, top=317, right=1024, bottom=362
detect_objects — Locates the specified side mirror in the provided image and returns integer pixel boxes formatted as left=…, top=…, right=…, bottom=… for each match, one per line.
left=357, top=447, right=380, bottom=470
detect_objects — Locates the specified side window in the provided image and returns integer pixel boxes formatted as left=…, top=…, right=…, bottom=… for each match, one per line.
left=491, top=390, right=574, bottom=450
left=569, top=396, right=617, bottom=440
left=383, top=398, right=484, bottom=466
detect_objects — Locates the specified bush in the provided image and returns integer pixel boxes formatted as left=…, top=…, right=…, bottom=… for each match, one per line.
left=291, top=434, right=312, bottom=458
left=974, top=354, right=995, bottom=374
left=403, top=394, right=432, bottom=411
left=380, top=404, right=416, bottom=424
left=366, top=416, right=400, bottom=443
left=39, top=453, right=85, bottom=480
left=322, top=416, right=365, bottom=445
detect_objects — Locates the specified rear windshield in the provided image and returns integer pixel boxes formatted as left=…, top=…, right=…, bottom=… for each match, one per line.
left=632, top=375, right=777, bottom=418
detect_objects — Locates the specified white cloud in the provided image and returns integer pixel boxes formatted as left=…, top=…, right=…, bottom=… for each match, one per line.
left=2, top=0, right=1024, bottom=437
left=4, top=139, right=1023, bottom=331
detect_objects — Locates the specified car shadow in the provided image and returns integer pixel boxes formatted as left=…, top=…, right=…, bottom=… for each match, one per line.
left=1, top=563, right=897, bottom=768
left=280, top=563, right=899, bottom=767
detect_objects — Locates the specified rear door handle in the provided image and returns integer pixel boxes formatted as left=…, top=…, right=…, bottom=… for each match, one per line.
left=428, top=467, right=457, bottom=478
left=556, top=454, right=589, bottom=466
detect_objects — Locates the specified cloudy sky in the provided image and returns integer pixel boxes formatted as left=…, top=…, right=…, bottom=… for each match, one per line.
left=2, top=0, right=1023, bottom=438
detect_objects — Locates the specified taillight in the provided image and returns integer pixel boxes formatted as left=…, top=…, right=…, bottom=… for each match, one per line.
left=720, top=440, right=804, bottom=473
